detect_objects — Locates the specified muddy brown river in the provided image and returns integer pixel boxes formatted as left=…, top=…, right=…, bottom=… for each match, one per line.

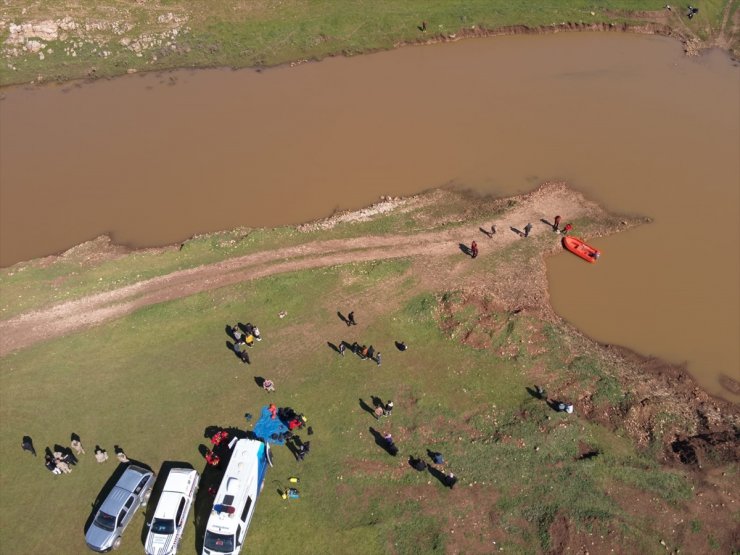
left=1, top=33, right=738, bottom=400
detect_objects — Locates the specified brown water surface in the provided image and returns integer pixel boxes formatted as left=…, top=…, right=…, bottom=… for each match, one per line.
left=1, top=33, right=738, bottom=399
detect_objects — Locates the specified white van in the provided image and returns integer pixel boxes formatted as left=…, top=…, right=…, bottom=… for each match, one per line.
left=145, top=468, right=200, bottom=555
left=202, top=439, right=271, bottom=555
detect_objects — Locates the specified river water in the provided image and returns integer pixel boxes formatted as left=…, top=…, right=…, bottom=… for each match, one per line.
left=1, top=33, right=738, bottom=399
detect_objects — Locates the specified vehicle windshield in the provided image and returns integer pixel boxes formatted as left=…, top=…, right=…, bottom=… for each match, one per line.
left=93, top=511, right=116, bottom=532
left=150, top=518, right=175, bottom=535
left=203, top=531, right=235, bottom=553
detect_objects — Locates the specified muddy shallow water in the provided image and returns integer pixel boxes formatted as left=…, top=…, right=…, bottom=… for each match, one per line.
left=1, top=33, right=738, bottom=399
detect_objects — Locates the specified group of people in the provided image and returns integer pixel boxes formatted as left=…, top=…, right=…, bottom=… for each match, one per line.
left=23, top=432, right=130, bottom=475
left=373, top=400, right=393, bottom=419
left=469, top=215, right=575, bottom=256
left=204, top=429, right=232, bottom=467
left=343, top=342, right=381, bottom=366
left=408, top=451, right=458, bottom=488
left=531, top=385, right=575, bottom=415
left=230, top=321, right=262, bottom=364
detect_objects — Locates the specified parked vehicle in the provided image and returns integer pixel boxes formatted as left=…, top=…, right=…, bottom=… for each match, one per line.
left=202, top=439, right=271, bottom=555
left=145, top=468, right=200, bottom=555
left=85, top=464, right=156, bottom=552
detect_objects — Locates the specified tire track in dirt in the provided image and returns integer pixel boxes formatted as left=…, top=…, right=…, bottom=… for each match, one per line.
left=0, top=183, right=591, bottom=355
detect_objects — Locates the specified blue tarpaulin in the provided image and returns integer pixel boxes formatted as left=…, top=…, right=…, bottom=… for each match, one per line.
left=252, top=406, right=289, bottom=445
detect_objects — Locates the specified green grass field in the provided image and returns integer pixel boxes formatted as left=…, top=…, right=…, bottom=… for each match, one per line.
left=1, top=0, right=737, bottom=85
left=0, top=250, right=700, bottom=554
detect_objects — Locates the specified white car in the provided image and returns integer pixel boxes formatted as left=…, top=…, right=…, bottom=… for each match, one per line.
left=145, top=468, right=200, bottom=555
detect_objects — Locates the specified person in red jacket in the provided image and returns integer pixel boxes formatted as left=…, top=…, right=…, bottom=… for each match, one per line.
left=562, top=223, right=573, bottom=235
left=470, top=241, right=478, bottom=259
left=269, top=403, right=278, bottom=419
left=205, top=450, right=220, bottom=467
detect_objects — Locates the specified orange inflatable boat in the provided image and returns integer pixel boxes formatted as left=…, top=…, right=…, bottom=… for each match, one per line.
left=562, top=236, right=601, bottom=263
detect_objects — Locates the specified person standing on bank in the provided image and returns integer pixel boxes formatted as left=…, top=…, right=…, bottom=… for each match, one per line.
left=523, top=223, right=533, bottom=238
left=553, top=215, right=561, bottom=232
left=347, top=311, right=356, bottom=326
left=470, top=241, right=478, bottom=259
left=562, top=223, right=573, bottom=235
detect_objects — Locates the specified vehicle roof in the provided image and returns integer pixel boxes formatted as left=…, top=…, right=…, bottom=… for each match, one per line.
left=98, top=466, right=152, bottom=514
left=162, top=468, right=197, bottom=494
left=99, top=486, right=132, bottom=514
left=205, top=439, right=264, bottom=534
left=217, top=440, right=262, bottom=503
left=154, top=491, right=183, bottom=520
left=117, top=465, right=152, bottom=492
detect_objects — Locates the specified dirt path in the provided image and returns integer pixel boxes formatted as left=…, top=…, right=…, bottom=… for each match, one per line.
left=0, top=183, right=597, bottom=356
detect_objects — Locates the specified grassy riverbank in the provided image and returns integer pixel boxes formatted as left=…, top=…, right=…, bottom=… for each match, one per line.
left=1, top=1, right=737, bottom=86
left=1, top=186, right=737, bottom=554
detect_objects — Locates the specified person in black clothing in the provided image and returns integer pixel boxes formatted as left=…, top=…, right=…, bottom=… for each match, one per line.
left=409, top=456, right=427, bottom=471
left=347, top=312, right=356, bottom=326
left=45, top=454, right=61, bottom=474
left=297, top=441, right=310, bottom=461
left=444, top=472, right=458, bottom=489
left=22, top=436, right=36, bottom=456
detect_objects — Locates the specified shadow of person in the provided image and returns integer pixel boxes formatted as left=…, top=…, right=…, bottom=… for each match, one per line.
left=337, top=311, right=349, bottom=325
left=546, top=399, right=563, bottom=412
left=225, top=324, right=236, bottom=340
left=510, top=226, right=525, bottom=237
left=369, top=427, right=397, bottom=456
left=197, top=444, right=210, bottom=458
left=427, top=464, right=449, bottom=486
left=285, top=437, right=301, bottom=461
left=226, top=341, right=237, bottom=353
left=540, top=218, right=553, bottom=228
left=359, top=398, right=376, bottom=417
left=408, top=456, right=427, bottom=471
left=327, top=341, right=340, bottom=353
left=458, top=243, right=472, bottom=256
left=394, top=341, right=407, bottom=352
left=254, top=376, right=265, bottom=388
left=368, top=427, right=385, bottom=448
left=479, top=227, right=492, bottom=238
left=204, top=426, right=227, bottom=439
left=371, top=396, right=383, bottom=408
left=525, top=386, right=545, bottom=400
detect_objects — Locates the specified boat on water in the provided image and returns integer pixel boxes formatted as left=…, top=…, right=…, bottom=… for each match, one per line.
left=562, top=236, right=601, bottom=263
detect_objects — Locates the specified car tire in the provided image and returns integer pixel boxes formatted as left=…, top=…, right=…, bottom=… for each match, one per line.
left=112, top=537, right=122, bottom=550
